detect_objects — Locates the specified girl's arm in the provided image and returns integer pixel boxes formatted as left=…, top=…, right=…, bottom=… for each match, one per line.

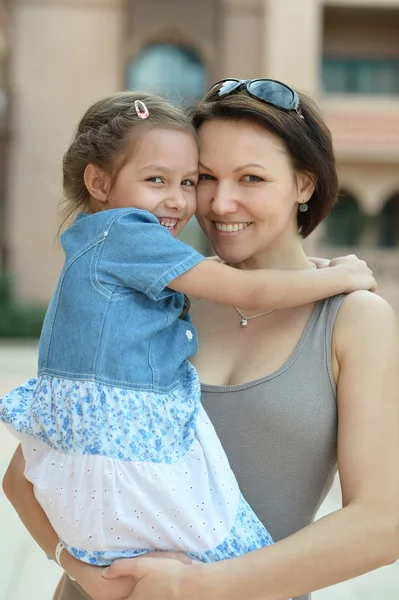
left=2, top=446, right=136, bottom=600
left=169, top=255, right=376, bottom=311
left=104, top=290, right=399, bottom=600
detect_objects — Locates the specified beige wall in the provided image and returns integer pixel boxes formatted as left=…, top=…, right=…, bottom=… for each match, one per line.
left=324, top=6, right=399, bottom=57
left=6, top=0, right=125, bottom=302
left=4, top=0, right=399, bottom=306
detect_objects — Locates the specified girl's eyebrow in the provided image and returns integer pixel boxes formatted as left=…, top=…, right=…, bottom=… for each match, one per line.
left=141, top=165, right=198, bottom=176
left=141, top=164, right=170, bottom=172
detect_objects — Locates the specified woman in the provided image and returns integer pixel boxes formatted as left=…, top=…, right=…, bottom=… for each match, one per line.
left=3, top=79, right=399, bottom=600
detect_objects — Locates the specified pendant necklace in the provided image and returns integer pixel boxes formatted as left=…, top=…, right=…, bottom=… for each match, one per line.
left=234, top=261, right=317, bottom=327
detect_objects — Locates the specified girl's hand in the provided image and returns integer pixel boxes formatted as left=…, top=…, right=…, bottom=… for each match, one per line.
left=307, top=256, right=330, bottom=269
left=329, top=254, right=377, bottom=293
left=103, top=555, right=203, bottom=600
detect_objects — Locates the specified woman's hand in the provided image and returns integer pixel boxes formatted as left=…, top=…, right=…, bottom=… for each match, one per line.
left=103, top=555, right=203, bottom=600
left=62, top=558, right=135, bottom=600
left=69, top=551, right=194, bottom=600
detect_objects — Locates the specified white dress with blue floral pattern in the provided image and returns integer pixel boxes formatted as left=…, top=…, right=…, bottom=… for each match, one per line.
left=1, top=363, right=273, bottom=565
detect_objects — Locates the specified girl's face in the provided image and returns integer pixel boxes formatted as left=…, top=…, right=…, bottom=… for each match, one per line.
left=196, top=119, right=313, bottom=263
left=105, top=127, right=198, bottom=237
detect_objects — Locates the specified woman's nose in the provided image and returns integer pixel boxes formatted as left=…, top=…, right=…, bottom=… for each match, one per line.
left=211, top=183, right=238, bottom=215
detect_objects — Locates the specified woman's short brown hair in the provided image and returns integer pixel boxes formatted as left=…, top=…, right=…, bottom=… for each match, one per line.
left=190, top=88, right=338, bottom=238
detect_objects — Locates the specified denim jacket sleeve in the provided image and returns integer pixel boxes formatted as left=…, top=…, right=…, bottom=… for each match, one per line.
left=96, top=209, right=204, bottom=300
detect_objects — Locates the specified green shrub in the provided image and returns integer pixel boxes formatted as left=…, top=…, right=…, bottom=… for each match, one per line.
left=0, top=270, right=12, bottom=306
left=0, top=271, right=46, bottom=338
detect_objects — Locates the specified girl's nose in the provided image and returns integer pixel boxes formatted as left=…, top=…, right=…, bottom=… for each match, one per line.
left=164, top=190, right=187, bottom=211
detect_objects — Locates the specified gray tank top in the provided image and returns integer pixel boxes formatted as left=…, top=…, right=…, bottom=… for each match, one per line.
left=201, top=295, right=344, bottom=600
left=59, top=296, right=344, bottom=600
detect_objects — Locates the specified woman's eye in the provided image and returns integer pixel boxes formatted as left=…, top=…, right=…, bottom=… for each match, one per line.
left=181, top=179, right=196, bottom=187
left=242, top=175, right=263, bottom=183
left=198, top=173, right=215, bottom=181
left=147, top=177, right=163, bottom=184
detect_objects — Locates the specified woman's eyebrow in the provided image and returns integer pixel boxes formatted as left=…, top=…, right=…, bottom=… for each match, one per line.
left=233, top=163, right=267, bottom=173
left=198, top=161, right=213, bottom=172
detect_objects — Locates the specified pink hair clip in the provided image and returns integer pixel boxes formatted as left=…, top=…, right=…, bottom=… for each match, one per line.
left=135, top=100, right=150, bottom=120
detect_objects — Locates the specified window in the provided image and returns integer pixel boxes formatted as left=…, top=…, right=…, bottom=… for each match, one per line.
left=126, top=42, right=210, bottom=254
left=322, top=58, right=399, bottom=95
left=378, top=194, right=399, bottom=248
left=325, top=192, right=366, bottom=246
left=126, top=43, right=206, bottom=106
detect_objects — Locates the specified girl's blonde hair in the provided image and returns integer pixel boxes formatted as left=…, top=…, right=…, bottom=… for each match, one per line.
left=61, top=91, right=195, bottom=228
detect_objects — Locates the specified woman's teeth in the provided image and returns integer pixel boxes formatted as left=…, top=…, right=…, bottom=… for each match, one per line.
left=160, top=219, right=177, bottom=229
left=214, top=222, right=252, bottom=233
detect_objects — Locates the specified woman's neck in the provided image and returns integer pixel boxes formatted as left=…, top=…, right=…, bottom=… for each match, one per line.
left=226, top=239, right=312, bottom=272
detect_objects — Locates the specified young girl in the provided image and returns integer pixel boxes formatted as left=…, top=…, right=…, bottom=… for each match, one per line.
left=0, top=92, right=374, bottom=573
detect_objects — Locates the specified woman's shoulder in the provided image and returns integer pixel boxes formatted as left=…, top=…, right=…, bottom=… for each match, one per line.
left=333, top=290, right=398, bottom=352
left=338, top=290, right=396, bottom=320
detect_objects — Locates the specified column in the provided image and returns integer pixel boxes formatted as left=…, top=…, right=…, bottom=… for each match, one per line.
left=217, top=0, right=266, bottom=80
left=263, top=0, right=322, bottom=96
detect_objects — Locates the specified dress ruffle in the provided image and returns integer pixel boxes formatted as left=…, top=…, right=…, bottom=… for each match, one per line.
left=0, top=363, right=200, bottom=462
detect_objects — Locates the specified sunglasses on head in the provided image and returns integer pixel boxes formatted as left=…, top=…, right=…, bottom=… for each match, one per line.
left=205, top=78, right=304, bottom=119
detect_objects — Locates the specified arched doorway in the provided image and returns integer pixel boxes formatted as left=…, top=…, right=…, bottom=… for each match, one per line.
left=126, top=42, right=206, bottom=106
left=325, top=190, right=366, bottom=247
left=378, top=193, right=399, bottom=248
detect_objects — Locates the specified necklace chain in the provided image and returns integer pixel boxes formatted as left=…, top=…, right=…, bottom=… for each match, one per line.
left=234, top=306, right=274, bottom=324
left=235, top=261, right=317, bottom=327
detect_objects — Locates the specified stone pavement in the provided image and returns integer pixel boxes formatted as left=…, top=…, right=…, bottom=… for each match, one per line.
left=0, top=343, right=398, bottom=600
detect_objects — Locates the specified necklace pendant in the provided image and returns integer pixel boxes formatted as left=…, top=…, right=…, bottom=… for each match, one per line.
left=240, top=318, right=248, bottom=327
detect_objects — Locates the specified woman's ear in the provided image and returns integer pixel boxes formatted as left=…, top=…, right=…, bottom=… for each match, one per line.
left=297, top=171, right=316, bottom=203
left=84, top=164, right=111, bottom=206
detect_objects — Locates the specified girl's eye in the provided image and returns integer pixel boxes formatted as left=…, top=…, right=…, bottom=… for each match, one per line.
left=242, top=175, right=263, bottom=183
left=147, top=177, right=163, bottom=184
left=181, top=180, right=196, bottom=187
left=198, top=174, right=215, bottom=181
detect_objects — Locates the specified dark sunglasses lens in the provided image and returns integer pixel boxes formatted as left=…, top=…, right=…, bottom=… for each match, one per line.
left=248, top=80, right=294, bottom=109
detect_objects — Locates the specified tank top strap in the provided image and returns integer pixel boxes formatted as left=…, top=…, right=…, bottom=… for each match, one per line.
left=305, top=295, right=345, bottom=394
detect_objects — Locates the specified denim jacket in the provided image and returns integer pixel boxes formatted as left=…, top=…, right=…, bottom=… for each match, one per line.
left=38, top=208, right=204, bottom=393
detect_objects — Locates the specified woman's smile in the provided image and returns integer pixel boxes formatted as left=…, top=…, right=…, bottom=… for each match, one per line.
left=213, top=221, right=253, bottom=235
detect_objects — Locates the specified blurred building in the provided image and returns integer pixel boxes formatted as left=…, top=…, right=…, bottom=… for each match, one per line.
left=1, top=0, right=398, bottom=308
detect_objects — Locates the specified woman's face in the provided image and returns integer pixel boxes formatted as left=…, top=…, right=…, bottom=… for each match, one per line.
left=196, top=119, right=312, bottom=264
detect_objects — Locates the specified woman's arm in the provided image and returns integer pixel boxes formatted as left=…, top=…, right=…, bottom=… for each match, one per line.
left=2, top=446, right=136, bottom=600
left=105, top=290, right=399, bottom=600
left=169, top=255, right=376, bottom=311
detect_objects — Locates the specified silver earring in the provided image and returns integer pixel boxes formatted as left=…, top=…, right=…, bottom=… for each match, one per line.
left=299, top=202, right=308, bottom=213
